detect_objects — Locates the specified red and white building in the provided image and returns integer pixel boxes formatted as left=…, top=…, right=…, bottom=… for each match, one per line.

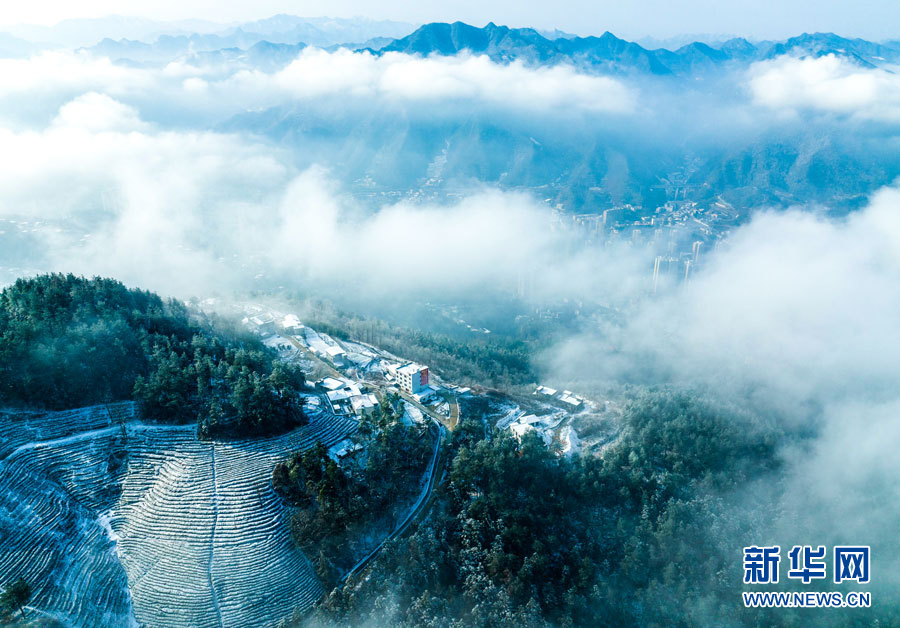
left=396, top=363, right=429, bottom=394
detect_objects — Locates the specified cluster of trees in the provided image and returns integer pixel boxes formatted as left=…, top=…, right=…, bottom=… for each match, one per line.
left=273, top=395, right=433, bottom=587
left=0, top=274, right=305, bottom=438
left=0, top=274, right=183, bottom=408
left=133, top=338, right=306, bottom=438
left=309, top=389, right=797, bottom=627
left=273, top=442, right=363, bottom=584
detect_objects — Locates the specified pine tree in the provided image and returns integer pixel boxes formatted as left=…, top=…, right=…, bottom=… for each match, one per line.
left=1, top=578, right=31, bottom=620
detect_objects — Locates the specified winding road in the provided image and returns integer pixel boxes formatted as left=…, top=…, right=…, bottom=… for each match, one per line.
left=341, top=419, right=445, bottom=583
left=273, top=330, right=457, bottom=585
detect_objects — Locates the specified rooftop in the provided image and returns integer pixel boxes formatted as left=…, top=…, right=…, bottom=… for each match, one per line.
left=397, top=363, right=427, bottom=376
left=328, top=438, right=363, bottom=461
left=319, top=377, right=344, bottom=390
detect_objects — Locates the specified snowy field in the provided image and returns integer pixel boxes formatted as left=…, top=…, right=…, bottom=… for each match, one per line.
left=0, top=402, right=356, bottom=627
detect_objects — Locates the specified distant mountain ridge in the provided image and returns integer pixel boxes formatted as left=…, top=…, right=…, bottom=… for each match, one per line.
left=371, top=22, right=900, bottom=74
left=2, top=15, right=416, bottom=59
left=73, top=19, right=900, bottom=76
left=4, top=16, right=898, bottom=76
left=79, top=16, right=415, bottom=64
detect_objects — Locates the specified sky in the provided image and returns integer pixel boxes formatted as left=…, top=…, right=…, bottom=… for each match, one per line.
left=0, top=0, right=898, bottom=41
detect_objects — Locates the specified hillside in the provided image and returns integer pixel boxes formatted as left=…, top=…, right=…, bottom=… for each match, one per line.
left=0, top=275, right=448, bottom=626
left=0, top=274, right=306, bottom=438
left=55, top=22, right=900, bottom=216
left=226, top=100, right=897, bottom=216
left=0, top=401, right=357, bottom=626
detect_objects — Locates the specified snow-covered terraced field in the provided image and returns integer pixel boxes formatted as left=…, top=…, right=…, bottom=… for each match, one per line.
left=0, top=402, right=356, bottom=627
left=0, top=402, right=131, bottom=459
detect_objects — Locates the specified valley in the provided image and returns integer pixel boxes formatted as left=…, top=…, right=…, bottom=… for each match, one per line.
left=0, top=7, right=896, bottom=625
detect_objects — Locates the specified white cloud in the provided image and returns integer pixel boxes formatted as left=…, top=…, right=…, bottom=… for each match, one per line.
left=264, top=172, right=644, bottom=296
left=0, top=41, right=897, bottom=575
left=547, top=185, right=900, bottom=405
left=227, top=48, right=637, bottom=113
left=0, top=48, right=637, bottom=125
left=52, top=92, right=148, bottom=132
left=0, top=93, right=647, bottom=298
left=748, top=54, right=900, bottom=122
left=538, top=184, right=900, bottom=579
left=0, top=51, right=152, bottom=98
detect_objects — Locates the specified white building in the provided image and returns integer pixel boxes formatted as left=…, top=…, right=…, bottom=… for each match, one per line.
left=248, top=315, right=275, bottom=334
left=396, top=363, right=429, bottom=394
left=351, top=393, right=378, bottom=418
left=323, top=344, right=348, bottom=367
left=281, top=314, right=302, bottom=333
left=535, top=385, right=558, bottom=397
left=317, top=377, right=345, bottom=391
left=411, top=387, right=437, bottom=403
left=558, top=391, right=584, bottom=409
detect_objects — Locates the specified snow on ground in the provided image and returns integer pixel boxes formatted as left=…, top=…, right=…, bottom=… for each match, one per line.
left=401, top=405, right=425, bottom=426
left=494, top=404, right=525, bottom=430
left=0, top=403, right=125, bottom=458
left=0, top=405, right=137, bottom=627
left=339, top=342, right=380, bottom=372
left=262, top=335, right=294, bottom=352
left=560, top=425, right=581, bottom=456
left=0, top=403, right=357, bottom=627
left=300, top=327, right=335, bottom=356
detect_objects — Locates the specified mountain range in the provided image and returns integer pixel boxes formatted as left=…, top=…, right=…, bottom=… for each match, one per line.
left=2, top=17, right=899, bottom=75
left=373, top=22, right=900, bottom=74
left=2, top=18, right=897, bottom=216
left=0, top=15, right=416, bottom=54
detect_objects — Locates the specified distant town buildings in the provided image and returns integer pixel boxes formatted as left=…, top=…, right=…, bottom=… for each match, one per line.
left=541, top=164, right=739, bottom=298
left=602, top=206, right=638, bottom=230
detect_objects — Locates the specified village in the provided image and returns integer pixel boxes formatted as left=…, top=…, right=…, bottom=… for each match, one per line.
left=233, top=302, right=595, bottom=462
